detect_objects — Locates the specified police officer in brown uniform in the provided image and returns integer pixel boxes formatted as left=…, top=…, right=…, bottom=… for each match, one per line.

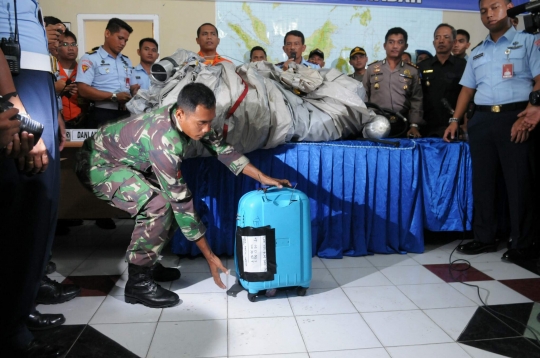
left=363, top=27, right=423, bottom=138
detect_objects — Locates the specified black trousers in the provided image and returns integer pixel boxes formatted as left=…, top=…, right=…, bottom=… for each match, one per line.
left=0, top=71, right=60, bottom=350
left=467, top=110, right=539, bottom=248
left=87, top=107, right=130, bottom=129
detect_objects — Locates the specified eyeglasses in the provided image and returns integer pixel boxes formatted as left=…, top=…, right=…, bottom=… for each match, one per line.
left=60, top=42, right=78, bottom=47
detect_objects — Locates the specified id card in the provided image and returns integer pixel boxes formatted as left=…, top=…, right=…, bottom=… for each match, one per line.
left=125, top=77, right=130, bottom=88
left=502, top=63, right=514, bottom=79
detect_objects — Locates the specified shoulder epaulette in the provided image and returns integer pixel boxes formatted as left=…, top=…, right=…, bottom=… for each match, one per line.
left=471, top=41, right=483, bottom=52
left=367, top=60, right=380, bottom=67
left=86, top=49, right=97, bottom=55
left=121, top=54, right=129, bottom=58
left=405, top=62, right=418, bottom=69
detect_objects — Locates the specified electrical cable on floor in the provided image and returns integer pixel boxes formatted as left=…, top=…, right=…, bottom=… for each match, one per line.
left=448, top=143, right=540, bottom=347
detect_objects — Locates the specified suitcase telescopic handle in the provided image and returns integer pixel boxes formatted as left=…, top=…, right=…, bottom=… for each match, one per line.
left=260, top=183, right=299, bottom=206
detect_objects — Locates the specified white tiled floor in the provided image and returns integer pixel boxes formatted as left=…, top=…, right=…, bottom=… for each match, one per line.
left=43, top=220, right=540, bottom=357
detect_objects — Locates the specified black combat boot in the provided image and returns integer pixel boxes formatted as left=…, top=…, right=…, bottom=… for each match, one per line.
left=124, top=263, right=180, bottom=308
left=151, top=262, right=181, bottom=282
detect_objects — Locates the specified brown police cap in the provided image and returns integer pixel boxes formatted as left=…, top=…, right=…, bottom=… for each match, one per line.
left=350, top=47, right=367, bottom=58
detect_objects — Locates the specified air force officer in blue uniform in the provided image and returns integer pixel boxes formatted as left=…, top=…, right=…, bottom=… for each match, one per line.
left=76, top=18, right=134, bottom=128
left=444, top=0, right=540, bottom=262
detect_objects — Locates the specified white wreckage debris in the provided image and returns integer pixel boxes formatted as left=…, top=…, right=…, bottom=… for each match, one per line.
left=127, top=49, right=373, bottom=156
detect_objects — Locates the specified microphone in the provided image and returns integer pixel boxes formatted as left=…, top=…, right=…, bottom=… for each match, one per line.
left=441, top=98, right=455, bottom=115
left=507, top=2, right=540, bottom=18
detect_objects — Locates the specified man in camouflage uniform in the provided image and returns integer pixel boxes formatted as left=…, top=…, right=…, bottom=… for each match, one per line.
left=76, top=83, right=290, bottom=308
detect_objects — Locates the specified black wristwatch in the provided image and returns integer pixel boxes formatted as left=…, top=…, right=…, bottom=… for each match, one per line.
left=529, top=90, right=540, bottom=106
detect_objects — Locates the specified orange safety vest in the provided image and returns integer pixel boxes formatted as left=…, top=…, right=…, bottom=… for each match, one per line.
left=197, top=51, right=232, bottom=66
left=58, top=62, right=81, bottom=121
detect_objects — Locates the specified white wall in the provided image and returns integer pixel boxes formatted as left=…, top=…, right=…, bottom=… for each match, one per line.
left=40, top=0, right=216, bottom=56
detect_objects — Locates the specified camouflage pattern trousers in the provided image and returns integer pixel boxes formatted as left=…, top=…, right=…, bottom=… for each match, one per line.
left=79, top=164, right=176, bottom=267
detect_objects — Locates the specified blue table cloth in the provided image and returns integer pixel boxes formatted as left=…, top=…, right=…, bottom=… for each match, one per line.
left=171, top=138, right=473, bottom=258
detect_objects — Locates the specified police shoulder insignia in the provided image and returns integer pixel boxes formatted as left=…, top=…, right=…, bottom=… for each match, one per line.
left=471, top=41, right=483, bottom=52
left=405, top=62, right=418, bottom=69
left=367, top=60, right=381, bottom=67
left=122, top=54, right=129, bottom=58
left=86, top=49, right=97, bottom=55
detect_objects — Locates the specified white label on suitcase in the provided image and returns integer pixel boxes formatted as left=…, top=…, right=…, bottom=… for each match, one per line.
left=242, top=235, right=267, bottom=273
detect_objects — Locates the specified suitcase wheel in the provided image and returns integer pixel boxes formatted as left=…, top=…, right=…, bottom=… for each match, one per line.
left=297, top=287, right=308, bottom=297
left=248, top=292, right=257, bottom=302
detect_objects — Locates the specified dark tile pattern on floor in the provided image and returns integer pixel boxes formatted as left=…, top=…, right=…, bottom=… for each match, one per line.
left=459, top=303, right=540, bottom=357
left=483, top=303, right=535, bottom=335
left=458, top=305, right=523, bottom=342
left=461, top=337, right=540, bottom=358
left=511, top=258, right=540, bottom=277
left=33, top=324, right=85, bottom=351
left=42, top=226, right=540, bottom=358
left=500, top=278, right=540, bottom=302
left=66, top=325, right=140, bottom=358
left=63, top=275, right=121, bottom=297
left=424, top=263, right=495, bottom=283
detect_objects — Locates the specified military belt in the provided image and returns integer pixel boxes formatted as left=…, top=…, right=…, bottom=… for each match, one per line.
left=475, top=101, right=528, bottom=113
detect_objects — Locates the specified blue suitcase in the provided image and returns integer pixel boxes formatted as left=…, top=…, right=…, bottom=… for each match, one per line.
left=235, top=187, right=312, bottom=302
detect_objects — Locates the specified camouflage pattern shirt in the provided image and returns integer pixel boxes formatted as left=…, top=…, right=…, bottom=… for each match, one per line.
left=80, top=104, right=250, bottom=240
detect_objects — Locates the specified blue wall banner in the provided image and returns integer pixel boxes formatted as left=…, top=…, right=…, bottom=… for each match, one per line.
left=238, top=0, right=529, bottom=13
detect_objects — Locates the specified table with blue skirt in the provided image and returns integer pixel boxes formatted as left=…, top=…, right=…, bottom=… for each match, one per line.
left=172, top=138, right=473, bottom=258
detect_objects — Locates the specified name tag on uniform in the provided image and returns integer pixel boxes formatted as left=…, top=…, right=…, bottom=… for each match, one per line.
left=136, top=76, right=141, bottom=79
left=502, top=63, right=514, bottom=78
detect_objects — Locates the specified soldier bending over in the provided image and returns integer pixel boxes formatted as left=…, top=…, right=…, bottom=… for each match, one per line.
left=76, top=83, right=289, bottom=308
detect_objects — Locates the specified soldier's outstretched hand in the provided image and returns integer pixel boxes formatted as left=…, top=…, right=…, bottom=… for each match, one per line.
left=260, top=176, right=291, bottom=189
left=195, top=235, right=229, bottom=289
left=242, top=163, right=291, bottom=188
left=206, top=253, right=228, bottom=289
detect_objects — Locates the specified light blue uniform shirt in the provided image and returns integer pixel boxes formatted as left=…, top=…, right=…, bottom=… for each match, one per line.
left=76, top=46, right=132, bottom=109
left=130, top=64, right=150, bottom=90
left=460, top=26, right=540, bottom=105
left=0, top=0, right=47, bottom=56
left=276, top=58, right=320, bottom=70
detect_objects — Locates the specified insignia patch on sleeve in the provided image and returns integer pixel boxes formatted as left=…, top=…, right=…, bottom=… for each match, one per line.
left=81, top=59, right=92, bottom=73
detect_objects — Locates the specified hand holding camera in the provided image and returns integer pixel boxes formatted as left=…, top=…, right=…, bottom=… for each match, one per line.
left=0, top=107, right=21, bottom=149
left=0, top=108, right=36, bottom=160
left=61, top=79, right=77, bottom=98
left=0, top=95, right=43, bottom=149
left=45, top=23, right=65, bottom=52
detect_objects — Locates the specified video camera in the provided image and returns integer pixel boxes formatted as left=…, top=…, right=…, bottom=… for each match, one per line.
left=508, top=1, right=540, bottom=34
left=0, top=95, right=44, bottom=144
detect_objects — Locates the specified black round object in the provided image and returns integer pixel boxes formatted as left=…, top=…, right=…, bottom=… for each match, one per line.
left=530, top=90, right=540, bottom=106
